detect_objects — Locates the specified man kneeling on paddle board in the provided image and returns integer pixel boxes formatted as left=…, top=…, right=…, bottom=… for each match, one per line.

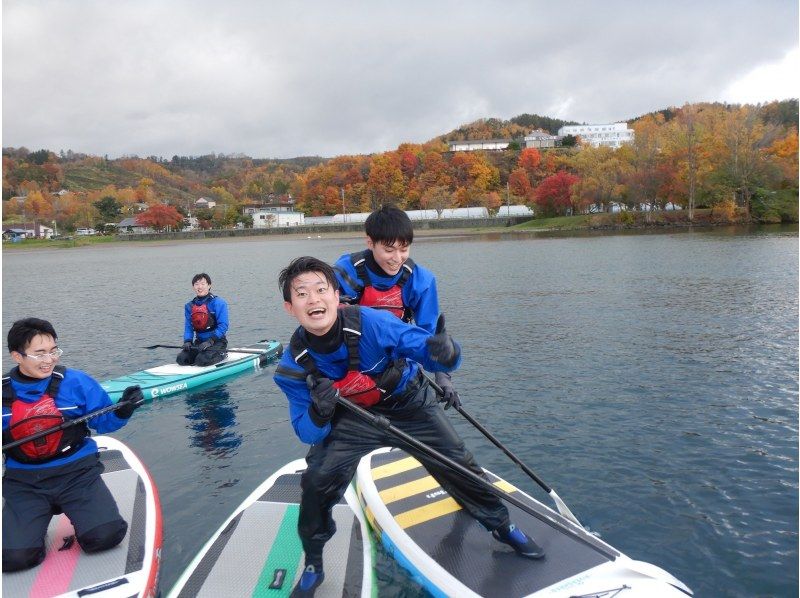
left=177, top=272, right=229, bottom=366
left=274, top=257, right=544, bottom=597
left=2, top=318, right=144, bottom=572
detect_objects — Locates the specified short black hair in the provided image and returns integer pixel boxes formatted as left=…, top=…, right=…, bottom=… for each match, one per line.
left=365, top=206, right=414, bottom=246
left=279, top=256, right=339, bottom=301
left=192, top=273, right=211, bottom=285
left=7, top=318, right=58, bottom=354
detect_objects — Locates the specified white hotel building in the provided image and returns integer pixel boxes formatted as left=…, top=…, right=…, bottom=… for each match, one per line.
left=558, top=122, right=634, bottom=148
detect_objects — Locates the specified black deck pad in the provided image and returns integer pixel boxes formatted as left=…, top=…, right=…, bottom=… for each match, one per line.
left=371, top=449, right=616, bottom=597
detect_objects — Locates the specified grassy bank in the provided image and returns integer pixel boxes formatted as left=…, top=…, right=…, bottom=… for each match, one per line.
left=513, top=206, right=798, bottom=232
left=2, top=235, right=118, bottom=250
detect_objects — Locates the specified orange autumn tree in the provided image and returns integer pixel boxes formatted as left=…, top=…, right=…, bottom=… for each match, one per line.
left=136, top=204, right=183, bottom=231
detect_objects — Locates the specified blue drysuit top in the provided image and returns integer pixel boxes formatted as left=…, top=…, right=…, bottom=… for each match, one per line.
left=273, top=306, right=460, bottom=445
left=184, top=294, right=229, bottom=342
left=333, top=250, right=440, bottom=334
left=2, top=367, right=128, bottom=470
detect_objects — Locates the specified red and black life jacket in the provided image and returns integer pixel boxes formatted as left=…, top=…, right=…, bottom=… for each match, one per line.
left=337, top=251, right=415, bottom=322
left=2, top=366, right=89, bottom=464
left=286, top=306, right=406, bottom=408
left=190, top=295, right=217, bottom=332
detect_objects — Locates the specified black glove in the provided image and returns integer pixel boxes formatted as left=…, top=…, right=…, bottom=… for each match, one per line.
left=182, top=341, right=193, bottom=351
left=198, top=339, right=213, bottom=351
left=435, top=371, right=461, bottom=410
left=426, top=314, right=460, bottom=368
left=307, top=375, right=338, bottom=426
left=115, top=385, right=144, bottom=419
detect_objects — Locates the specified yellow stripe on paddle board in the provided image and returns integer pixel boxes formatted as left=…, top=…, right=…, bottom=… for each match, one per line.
left=393, top=480, right=519, bottom=528
left=379, top=476, right=441, bottom=504
left=371, top=456, right=423, bottom=480
left=395, top=497, right=462, bottom=528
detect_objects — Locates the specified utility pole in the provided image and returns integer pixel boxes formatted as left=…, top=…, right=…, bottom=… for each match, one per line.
left=340, top=187, right=346, bottom=223
left=506, top=181, right=510, bottom=215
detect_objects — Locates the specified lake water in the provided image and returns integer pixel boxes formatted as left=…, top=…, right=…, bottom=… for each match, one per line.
left=2, top=226, right=797, bottom=597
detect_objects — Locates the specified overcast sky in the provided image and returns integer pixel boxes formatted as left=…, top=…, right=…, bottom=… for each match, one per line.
left=2, top=0, right=798, bottom=159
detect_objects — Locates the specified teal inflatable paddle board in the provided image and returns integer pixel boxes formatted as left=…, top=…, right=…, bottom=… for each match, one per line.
left=356, top=447, right=692, bottom=597
left=101, top=340, right=283, bottom=402
left=2, top=436, right=163, bottom=598
left=168, top=458, right=376, bottom=597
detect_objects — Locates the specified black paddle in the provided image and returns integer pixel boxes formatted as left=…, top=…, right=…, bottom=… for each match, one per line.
left=421, top=371, right=582, bottom=527
left=334, top=395, right=607, bottom=556
left=2, top=394, right=147, bottom=453
left=143, top=343, right=270, bottom=356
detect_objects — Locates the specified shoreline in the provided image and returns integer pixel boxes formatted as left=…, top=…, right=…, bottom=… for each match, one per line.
left=3, top=220, right=797, bottom=251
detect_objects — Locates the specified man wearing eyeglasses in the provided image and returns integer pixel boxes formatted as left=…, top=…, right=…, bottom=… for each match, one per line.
left=2, top=318, right=143, bottom=572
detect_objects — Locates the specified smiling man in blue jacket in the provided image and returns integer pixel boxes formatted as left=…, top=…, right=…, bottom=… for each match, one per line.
left=2, top=318, right=143, bottom=572
left=177, top=272, right=229, bottom=366
left=273, top=256, right=544, bottom=597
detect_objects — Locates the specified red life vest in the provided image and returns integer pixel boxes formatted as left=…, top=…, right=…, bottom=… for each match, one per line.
left=288, top=306, right=405, bottom=408
left=339, top=251, right=415, bottom=322
left=2, top=366, right=88, bottom=464
left=190, top=295, right=217, bottom=332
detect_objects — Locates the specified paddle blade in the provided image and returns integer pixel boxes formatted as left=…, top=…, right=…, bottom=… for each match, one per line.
left=550, top=489, right=582, bottom=527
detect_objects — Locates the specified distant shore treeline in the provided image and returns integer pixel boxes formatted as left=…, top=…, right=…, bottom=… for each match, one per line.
left=2, top=100, right=797, bottom=233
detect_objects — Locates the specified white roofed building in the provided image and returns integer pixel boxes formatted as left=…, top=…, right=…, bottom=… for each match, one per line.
left=524, top=130, right=559, bottom=149
left=557, top=123, right=634, bottom=148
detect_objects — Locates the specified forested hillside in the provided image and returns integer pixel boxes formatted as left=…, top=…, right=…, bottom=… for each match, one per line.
left=3, top=100, right=797, bottom=232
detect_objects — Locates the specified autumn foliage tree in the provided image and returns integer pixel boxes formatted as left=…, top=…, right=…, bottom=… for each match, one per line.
left=136, top=204, right=183, bottom=231
left=534, top=171, right=580, bottom=217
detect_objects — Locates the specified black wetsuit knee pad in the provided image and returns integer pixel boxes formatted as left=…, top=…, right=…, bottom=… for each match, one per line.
left=77, top=519, right=128, bottom=553
left=2, top=546, right=46, bottom=572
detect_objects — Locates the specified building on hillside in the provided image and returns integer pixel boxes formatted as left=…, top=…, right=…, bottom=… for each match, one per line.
left=2, top=228, right=29, bottom=241
left=2, top=223, right=54, bottom=239
left=195, top=197, right=217, bottom=209
left=117, top=217, right=154, bottom=234
left=247, top=205, right=305, bottom=228
left=557, top=122, right=634, bottom=148
left=448, top=139, right=512, bottom=152
left=524, top=129, right=559, bottom=149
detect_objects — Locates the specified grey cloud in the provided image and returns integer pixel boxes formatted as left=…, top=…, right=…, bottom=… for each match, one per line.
left=3, top=0, right=797, bottom=158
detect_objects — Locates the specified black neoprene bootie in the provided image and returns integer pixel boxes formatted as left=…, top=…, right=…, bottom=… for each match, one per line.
left=492, top=523, right=546, bottom=559
left=290, top=564, right=325, bottom=597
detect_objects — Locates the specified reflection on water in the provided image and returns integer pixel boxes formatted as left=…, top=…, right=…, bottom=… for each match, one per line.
left=184, top=384, right=242, bottom=457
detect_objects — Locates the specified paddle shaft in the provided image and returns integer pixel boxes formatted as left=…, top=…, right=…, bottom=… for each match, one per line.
left=144, top=344, right=268, bottom=356
left=336, top=396, right=575, bottom=531
left=422, top=371, right=582, bottom=526
left=2, top=398, right=146, bottom=452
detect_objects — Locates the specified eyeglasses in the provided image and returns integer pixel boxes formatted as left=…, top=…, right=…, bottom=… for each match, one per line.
left=21, top=348, right=63, bottom=361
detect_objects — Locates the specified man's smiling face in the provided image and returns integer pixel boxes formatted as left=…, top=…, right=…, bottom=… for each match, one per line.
left=283, top=271, right=340, bottom=336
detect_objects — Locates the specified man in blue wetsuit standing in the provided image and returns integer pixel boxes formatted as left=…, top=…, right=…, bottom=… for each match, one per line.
left=177, top=272, right=229, bottom=366
left=273, top=257, right=544, bottom=598
left=2, top=318, right=143, bottom=571
left=333, top=205, right=461, bottom=409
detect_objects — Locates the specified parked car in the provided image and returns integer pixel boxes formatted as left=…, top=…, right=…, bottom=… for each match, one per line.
left=75, top=228, right=97, bottom=236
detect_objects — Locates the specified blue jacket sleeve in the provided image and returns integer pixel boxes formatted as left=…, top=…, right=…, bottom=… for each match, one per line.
left=333, top=253, right=361, bottom=300
left=403, top=264, right=440, bottom=335
left=212, top=296, right=229, bottom=339
left=183, top=301, right=194, bottom=342
left=273, top=357, right=332, bottom=444
left=361, top=308, right=461, bottom=373
left=68, top=370, right=129, bottom=433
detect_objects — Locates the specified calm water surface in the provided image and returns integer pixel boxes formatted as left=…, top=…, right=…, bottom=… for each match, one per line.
left=2, top=227, right=797, bottom=597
